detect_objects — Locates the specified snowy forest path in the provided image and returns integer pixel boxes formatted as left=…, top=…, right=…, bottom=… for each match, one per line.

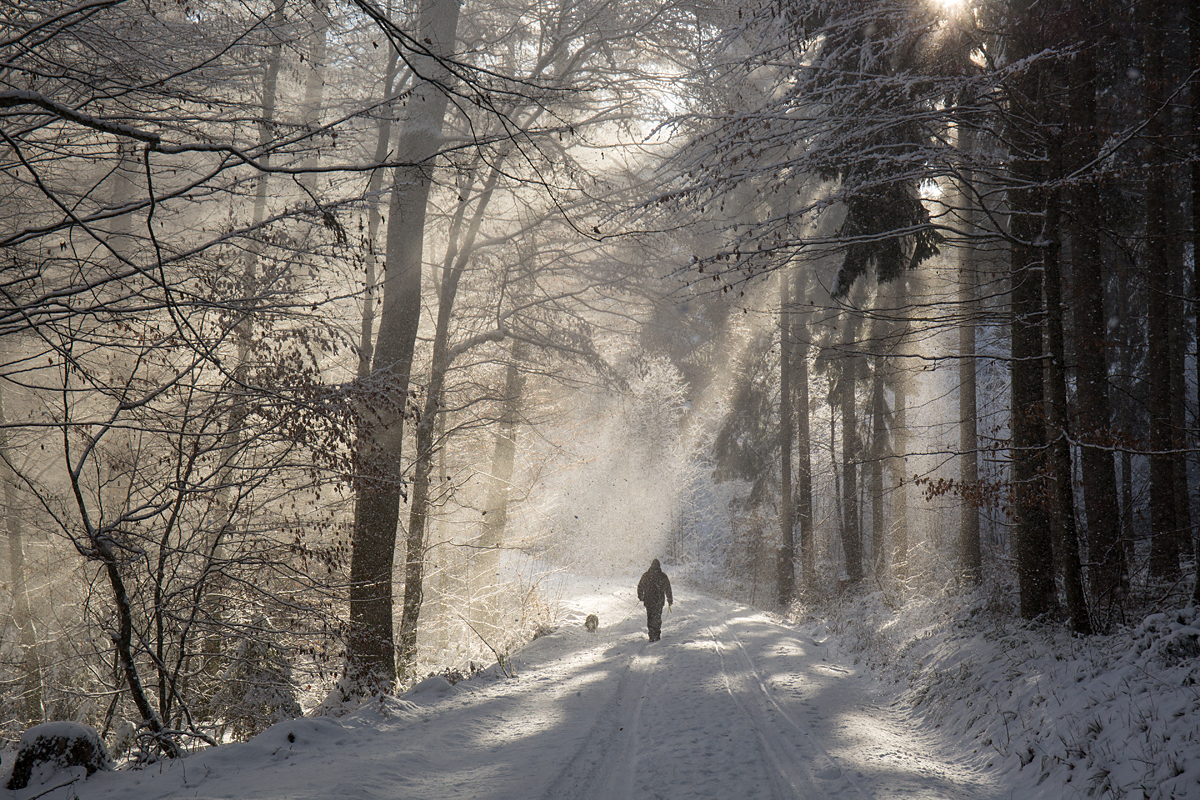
left=525, top=585, right=1002, bottom=800
left=703, top=620, right=866, bottom=799
left=537, top=637, right=657, bottom=800
left=57, top=577, right=1003, bottom=800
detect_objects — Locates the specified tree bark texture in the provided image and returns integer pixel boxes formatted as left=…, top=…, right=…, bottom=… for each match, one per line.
left=890, top=378, right=909, bottom=583
left=957, top=128, right=982, bottom=584
left=792, top=274, right=815, bottom=592
left=1043, top=137, right=1092, bottom=635
left=840, top=310, right=862, bottom=585
left=888, top=276, right=910, bottom=584
left=777, top=268, right=796, bottom=608
left=347, top=0, right=463, bottom=692
left=1006, top=13, right=1057, bottom=617
left=1066, top=0, right=1123, bottom=626
left=358, top=45, right=404, bottom=381
left=1143, top=0, right=1181, bottom=581
left=868, top=353, right=885, bottom=579
left=1191, top=0, right=1200, bottom=605
left=399, top=159, right=506, bottom=672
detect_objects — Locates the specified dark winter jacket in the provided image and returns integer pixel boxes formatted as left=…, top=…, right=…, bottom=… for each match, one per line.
left=637, top=560, right=673, bottom=610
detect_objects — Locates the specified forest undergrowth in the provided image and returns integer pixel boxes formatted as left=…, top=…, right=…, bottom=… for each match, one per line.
left=797, top=575, right=1200, bottom=800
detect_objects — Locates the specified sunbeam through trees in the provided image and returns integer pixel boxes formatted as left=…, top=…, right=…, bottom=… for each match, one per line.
left=1, top=0, right=1198, bottom=794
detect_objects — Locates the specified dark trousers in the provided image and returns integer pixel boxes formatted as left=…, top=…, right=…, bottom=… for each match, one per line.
left=645, top=604, right=663, bottom=641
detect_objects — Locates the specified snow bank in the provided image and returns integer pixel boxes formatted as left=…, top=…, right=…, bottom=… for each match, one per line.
left=799, top=586, right=1200, bottom=800
left=6, top=721, right=110, bottom=791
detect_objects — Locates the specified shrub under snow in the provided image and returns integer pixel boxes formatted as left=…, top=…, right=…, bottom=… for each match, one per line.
left=797, top=586, right=1200, bottom=800
left=6, top=721, right=111, bottom=790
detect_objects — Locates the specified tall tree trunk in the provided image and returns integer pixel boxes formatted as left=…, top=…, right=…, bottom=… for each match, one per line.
left=399, top=385, right=440, bottom=675
left=1168, top=220, right=1191, bottom=572
left=840, top=309, right=862, bottom=585
left=347, top=37, right=404, bottom=679
left=107, top=142, right=138, bottom=263
left=1122, top=446, right=1135, bottom=560
left=889, top=275, right=910, bottom=585
left=389, top=31, right=567, bottom=660
left=890, top=369, right=909, bottom=584
left=793, top=273, right=815, bottom=593
left=347, top=0, right=463, bottom=693
left=359, top=44, right=404, bottom=381
left=957, top=256, right=982, bottom=583
left=1144, top=0, right=1181, bottom=581
left=302, top=1, right=331, bottom=149
left=868, top=351, right=885, bottom=579
left=1011, top=235, right=1055, bottom=617
left=295, top=0, right=331, bottom=300
left=1115, top=243, right=1141, bottom=579
left=777, top=268, right=796, bottom=608
left=474, top=339, right=528, bottom=632
left=1006, top=19, right=1056, bottom=616
left=478, top=346, right=527, bottom=559
left=832, top=377, right=843, bottom=561
left=957, top=130, right=982, bottom=584
left=0, top=374, right=44, bottom=726
left=1044, top=134, right=1092, bottom=635
left=1066, top=0, right=1123, bottom=626
left=203, top=0, right=287, bottom=688
left=1191, top=0, right=1200, bottom=605
left=398, top=161, right=505, bottom=673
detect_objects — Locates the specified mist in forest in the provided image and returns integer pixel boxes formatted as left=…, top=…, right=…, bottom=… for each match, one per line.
left=1, top=2, right=1198, bottom=795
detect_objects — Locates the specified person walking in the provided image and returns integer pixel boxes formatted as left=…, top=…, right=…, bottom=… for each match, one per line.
left=637, top=559, right=673, bottom=642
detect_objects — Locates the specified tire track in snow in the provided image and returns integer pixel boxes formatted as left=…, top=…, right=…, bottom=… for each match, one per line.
left=706, top=625, right=823, bottom=800
left=722, top=625, right=876, bottom=800
left=538, top=639, right=657, bottom=800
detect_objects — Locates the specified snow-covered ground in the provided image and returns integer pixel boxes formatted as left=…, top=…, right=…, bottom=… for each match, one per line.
left=811, top=586, right=1200, bottom=800
left=1, top=575, right=1001, bottom=800
left=4, top=573, right=1198, bottom=800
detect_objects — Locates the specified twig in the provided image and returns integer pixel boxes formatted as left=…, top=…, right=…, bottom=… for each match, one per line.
left=24, top=776, right=82, bottom=800
left=454, top=614, right=513, bottom=678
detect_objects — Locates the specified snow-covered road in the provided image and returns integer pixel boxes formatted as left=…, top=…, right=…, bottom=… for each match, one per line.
left=23, top=580, right=1003, bottom=800
left=524, top=587, right=1000, bottom=800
